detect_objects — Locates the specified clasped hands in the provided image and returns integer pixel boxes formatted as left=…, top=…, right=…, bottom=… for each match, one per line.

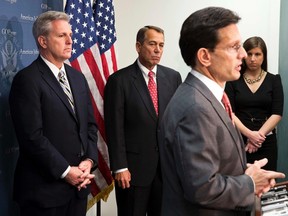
left=245, top=158, right=285, bottom=197
left=65, top=160, right=95, bottom=191
left=245, top=131, right=266, bottom=153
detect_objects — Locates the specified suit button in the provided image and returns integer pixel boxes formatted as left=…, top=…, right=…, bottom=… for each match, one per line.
left=155, top=146, right=159, bottom=151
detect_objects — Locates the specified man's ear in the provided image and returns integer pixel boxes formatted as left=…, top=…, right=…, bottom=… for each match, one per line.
left=197, top=48, right=211, bottom=67
left=135, top=41, right=141, bottom=53
left=38, top=36, right=47, bottom=49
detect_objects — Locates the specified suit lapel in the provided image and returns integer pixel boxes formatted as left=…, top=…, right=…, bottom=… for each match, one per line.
left=65, top=66, right=82, bottom=121
left=157, top=67, right=176, bottom=121
left=211, top=99, right=246, bottom=169
left=131, top=63, right=158, bottom=121
left=186, top=73, right=246, bottom=169
left=37, top=58, right=77, bottom=120
left=156, top=68, right=168, bottom=119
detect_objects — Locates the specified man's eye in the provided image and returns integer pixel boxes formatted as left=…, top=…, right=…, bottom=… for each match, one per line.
left=232, top=44, right=241, bottom=51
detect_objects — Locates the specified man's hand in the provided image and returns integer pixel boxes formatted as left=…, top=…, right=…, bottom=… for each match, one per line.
left=77, top=159, right=95, bottom=191
left=64, top=160, right=95, bottom=191
left=245, top=158, right=285, bottom=197
left=78, top=159, right=93, bottom=177
left=115, top=170, right=131, bottom=189
left=64, top=166, right=85, bottom=186
left=77, top=173, right=95, bottom=191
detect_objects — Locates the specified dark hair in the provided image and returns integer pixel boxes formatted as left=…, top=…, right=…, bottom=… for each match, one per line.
left=179, top=7, right=241, bottom=68
left=240, top=36, right=268, bottom=73
left=136, top=25, right=164, bottom=44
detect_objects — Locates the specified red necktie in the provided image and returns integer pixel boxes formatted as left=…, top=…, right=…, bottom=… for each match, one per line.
left=148, top=71, right=158, bottom=115
left=221, top=92, right=233, bottom=120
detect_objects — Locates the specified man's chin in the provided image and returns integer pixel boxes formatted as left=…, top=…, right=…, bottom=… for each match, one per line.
left=233, top=71, right=241, bottom=80
left=63, top=55, right=72, bottom=61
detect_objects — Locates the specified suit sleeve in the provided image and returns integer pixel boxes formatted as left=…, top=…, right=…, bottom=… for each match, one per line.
left=104, top=74, right=127, bottom=171
left=173, top=102, right=255, bottom=211
left=83, top=76, right=98, bottom=167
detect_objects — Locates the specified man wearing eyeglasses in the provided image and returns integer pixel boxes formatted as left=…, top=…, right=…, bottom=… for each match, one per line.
left=158, top=7, right=285, bottom=216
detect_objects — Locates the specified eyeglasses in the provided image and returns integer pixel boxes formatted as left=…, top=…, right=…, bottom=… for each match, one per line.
left=228, top=44, right=242, bottom=53
left=214, top=44, right=243, bottom=54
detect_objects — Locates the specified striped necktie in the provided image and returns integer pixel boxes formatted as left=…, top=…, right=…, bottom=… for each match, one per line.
left=58, top=70, right=75, bottom=112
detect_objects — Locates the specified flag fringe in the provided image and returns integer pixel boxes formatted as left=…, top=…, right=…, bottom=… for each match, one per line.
left=87, top=181, right=115, bottom=210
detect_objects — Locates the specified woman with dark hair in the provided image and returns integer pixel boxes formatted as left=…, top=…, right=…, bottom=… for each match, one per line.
left=225, top=36, right=284, bottom=171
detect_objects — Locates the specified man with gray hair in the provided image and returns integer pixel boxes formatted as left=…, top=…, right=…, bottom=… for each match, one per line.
left=9, top=11, right=98, bottom=216
left=104, top=25, right=182, bottom=215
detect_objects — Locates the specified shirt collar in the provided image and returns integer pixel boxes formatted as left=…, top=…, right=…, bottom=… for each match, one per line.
left=190, top=69, right=224, bottom=104
left=137, top=59, right=157, bottom=77
left=40, top=55, right=65, bottom=79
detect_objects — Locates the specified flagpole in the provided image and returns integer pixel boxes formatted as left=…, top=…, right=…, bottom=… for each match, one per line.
left=97, top=200, right=101, bottom=216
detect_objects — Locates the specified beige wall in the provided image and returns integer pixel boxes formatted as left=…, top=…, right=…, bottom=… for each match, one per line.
left=113, top=0, right=280, bottom=77
left=63, top=0, right=281, bottom=77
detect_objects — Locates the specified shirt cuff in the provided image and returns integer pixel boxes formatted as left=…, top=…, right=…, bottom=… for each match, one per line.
left=61, top=166, right=71, bottom=179
left=114, top=168, right=128, bottom=173
left=84, top=158, right=94, bottom=166
left=247, top=174, right=256, bottom=193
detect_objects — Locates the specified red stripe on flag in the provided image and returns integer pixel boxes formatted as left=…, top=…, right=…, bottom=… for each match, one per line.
left=70, top=59, right=81, bottom=72
left=90, top=178, right=100, bottom=197
left=97, top=149, right=113, bottom=184
left=110, top=45, right=118, bottom=72
left=83, top=49, right=105, bottom=98
left=90, top=92, right=106, bottom=143
left=101, top=53, right=110, bottom=80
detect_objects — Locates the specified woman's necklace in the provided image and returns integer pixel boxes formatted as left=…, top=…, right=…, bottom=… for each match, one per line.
left=243, top=70, right=264, bottom=84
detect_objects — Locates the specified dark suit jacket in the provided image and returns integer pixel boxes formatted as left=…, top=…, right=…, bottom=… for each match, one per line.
left=104, top=61, right=182, bottom=186
left=9, top=56, right=98, bottom=208
left=158, top=73, right=255, bottom=216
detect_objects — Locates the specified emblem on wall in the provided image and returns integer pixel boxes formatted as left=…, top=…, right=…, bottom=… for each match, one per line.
left=0, top=26, right=22, bottom=96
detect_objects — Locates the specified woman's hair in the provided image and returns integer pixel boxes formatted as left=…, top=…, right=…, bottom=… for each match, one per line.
left=240, top=36, right=268, bottom=73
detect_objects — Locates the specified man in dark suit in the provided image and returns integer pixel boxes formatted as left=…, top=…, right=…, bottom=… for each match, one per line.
left=158, top=7, right=285, bottom=216
left=9, top=11, right=98, bottom=216
left=104, top=25, right=182, bottom=216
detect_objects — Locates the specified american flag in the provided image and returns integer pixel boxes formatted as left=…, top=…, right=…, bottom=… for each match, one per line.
left=64, top=0, right=117, bottom=211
